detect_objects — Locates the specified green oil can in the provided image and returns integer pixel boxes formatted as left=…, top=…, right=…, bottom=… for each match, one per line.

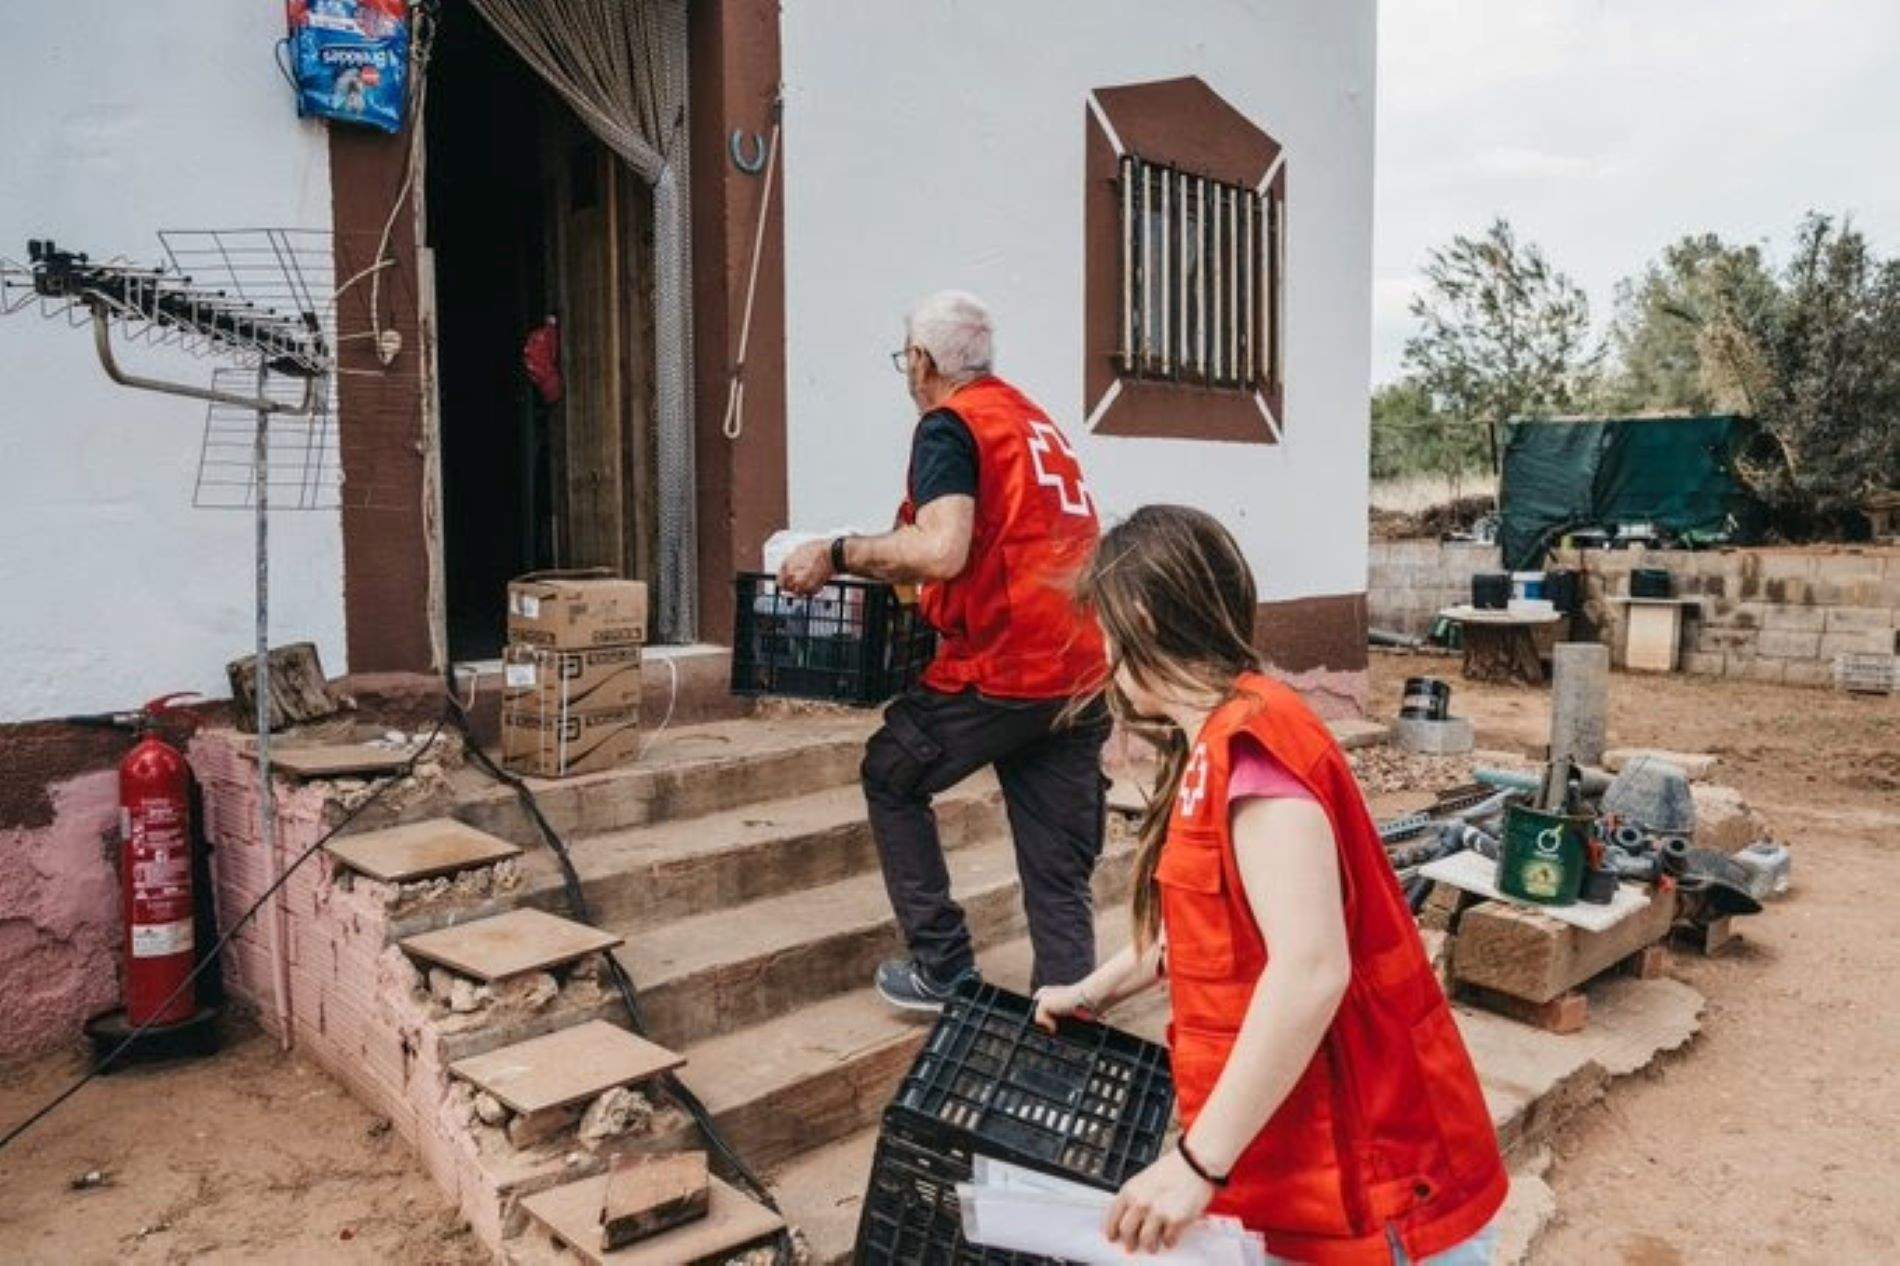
left=1496, top=803, right=1589, bottom=905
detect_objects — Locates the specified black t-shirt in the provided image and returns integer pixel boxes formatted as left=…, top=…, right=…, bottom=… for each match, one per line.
left=908, top=408, right=978, bottom=507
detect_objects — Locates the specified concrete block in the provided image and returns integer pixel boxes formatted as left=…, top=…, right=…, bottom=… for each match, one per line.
left=1810, top=575, right=1885, bottom=606
left=1758, top=552, right=1818, bottom=580
left=1821, top=629, right=1898, bottom=658
left=1761, top=576, right=1811, bottom=605
left=1760, top=605, right=1826, bottom=632
left=1696, top=626, right=1756, bottom=654
left=1784, top=660, right=1834, bottom=689
left=1823, top=606, right=1896, bottom=632
left=1741, top=657, right=1788, bottom=684
left=1396, top=716, right=1475, bottom=755
left=1756, top=629, right=1822, bottom=659
left=1681, top=651, right=1726, bottom=677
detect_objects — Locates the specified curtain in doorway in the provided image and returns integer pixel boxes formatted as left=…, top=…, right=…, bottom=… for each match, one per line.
left=470, top=0, right=698, bottom=641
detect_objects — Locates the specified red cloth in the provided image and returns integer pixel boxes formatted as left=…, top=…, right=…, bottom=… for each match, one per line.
left=898, top=377, right=1106, bottom=699
left=1160, top=674, right=1507, bottom=1264
left=522, top=319, right=563, bottom=405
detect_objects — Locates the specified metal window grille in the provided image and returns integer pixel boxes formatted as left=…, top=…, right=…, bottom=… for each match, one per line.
left=1118, top=155, right=1280, bottom=394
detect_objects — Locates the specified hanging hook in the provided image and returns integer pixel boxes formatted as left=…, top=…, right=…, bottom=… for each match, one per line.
left=729, top=129, right=768, bottom=175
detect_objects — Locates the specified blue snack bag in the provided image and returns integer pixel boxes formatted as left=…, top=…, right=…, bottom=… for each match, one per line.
left=286, top=0, right=410, bottom=135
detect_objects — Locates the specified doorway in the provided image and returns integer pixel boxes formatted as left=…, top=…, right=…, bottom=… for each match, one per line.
left=427, top=6, right=658, bottom=661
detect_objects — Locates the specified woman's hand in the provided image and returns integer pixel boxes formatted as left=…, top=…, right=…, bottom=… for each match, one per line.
left=1104, top=1147, right=1216, bottom=1253
left=1032, top=982, right=1091, bottom=1032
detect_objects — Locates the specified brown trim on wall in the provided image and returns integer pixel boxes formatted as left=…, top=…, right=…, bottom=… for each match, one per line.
left=331, top=126, right=434, bottom=673
left=689, top=0, right=789, bottom=645
left=1256, top=592, right=1368, bottom=674
left=1084, top=77, right=1284, bottom=445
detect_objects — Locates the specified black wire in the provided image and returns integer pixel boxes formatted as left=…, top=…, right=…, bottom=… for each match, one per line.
left=0, top=713, right=449, bottom=1154
left=440, top=680, right=793, bottom=1261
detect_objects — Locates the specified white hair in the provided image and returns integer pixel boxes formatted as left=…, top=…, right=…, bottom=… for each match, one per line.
left=905, top=290, right=994, bottom=381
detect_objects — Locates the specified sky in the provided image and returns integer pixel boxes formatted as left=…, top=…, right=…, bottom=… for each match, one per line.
left=1373, top=0, right=1900, bottom=385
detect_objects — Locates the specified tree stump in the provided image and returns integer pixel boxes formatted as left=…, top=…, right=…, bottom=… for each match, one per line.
left=226, top=641, right=339, bottom=733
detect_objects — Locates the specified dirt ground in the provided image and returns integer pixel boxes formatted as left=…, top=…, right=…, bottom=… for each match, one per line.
left=1368, top=654, right=1900, bottom=1266
left=0, top=1025, right=485, bottom=1265
left=0, top=659, right=1891, bottom=1265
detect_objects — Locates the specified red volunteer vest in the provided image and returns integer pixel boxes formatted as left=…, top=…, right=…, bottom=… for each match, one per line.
left=900, top=377, right=1106, bottom=699
left=1161, top=675, right=1506, bottom=1264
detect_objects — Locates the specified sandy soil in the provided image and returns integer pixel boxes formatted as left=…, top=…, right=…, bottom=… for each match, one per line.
left=1369, top=654, right=1900, bottom=1265
left=0, top=1025, right=485, bottom=1265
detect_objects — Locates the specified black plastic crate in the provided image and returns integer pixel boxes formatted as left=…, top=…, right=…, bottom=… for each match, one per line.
left=853, top=1118, right=1073, bottom=1265
left=730, top=573, right=936, bottom=706
left=854, top=985, right=1174, bottom=1264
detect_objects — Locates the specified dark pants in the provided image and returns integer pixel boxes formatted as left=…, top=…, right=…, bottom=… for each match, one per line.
left=861, top=688, right=1110, bottom=990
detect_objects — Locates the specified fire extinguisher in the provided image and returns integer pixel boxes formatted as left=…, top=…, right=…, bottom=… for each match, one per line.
left=119, top=693, right=201, bottom=1028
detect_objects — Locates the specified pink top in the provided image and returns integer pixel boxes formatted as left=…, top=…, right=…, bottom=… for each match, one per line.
left=1226, top=735, right=1316, bottom=806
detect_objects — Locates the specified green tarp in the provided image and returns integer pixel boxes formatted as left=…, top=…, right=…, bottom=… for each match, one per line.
left=1498, top=415, right=1752, bottom=570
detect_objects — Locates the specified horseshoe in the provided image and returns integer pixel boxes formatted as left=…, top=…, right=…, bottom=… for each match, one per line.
left=730, top=129, right=768, bottom=174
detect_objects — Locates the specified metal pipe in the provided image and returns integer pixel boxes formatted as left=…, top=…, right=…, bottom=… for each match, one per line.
left=1227, top=187, right=1239, bottom=383
left=1211, top=185, right=1224, bottom=383
left=1120, top=156, right=1134, bottom=373
left=1140, top=161, right=1153, bottom=373
left=1242, top=192, right=1254, bottom=383
left=1159, top=166, right=1171, bottom=374
left=90, top=307, right=317, bottom=415
left=253, top=362, right=291, bottom=1052
left=1197, top=176, right=1208, bottom=380
left=1273, top=195, right=1286, bottom=389
left=1177, top=169, right=1190, bottom=380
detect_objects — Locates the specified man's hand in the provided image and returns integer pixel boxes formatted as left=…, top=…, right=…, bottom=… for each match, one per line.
left=778, top=539, right=835, bottom=596
left=1104, top=1148, right=1216, bottom=1254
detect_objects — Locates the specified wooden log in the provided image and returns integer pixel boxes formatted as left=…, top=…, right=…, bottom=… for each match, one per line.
left=227, top=641, right=339, bottom=733
left=600, top=1151, right=710, bottom=1251
left=1460, top=983, right=1588, bottom=1034
left=1461, top=624, right=1546, bottom=685
left=1452, top=888, right=1678, bottom=1005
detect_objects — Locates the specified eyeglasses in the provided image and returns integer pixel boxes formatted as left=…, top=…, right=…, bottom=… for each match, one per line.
left=890, top=348, right=909, bottom=374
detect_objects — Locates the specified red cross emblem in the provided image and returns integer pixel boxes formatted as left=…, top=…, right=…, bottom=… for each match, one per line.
left=1177, top=744, right=1212, bottom=820
left=1026, top=419, right=1095, bottom=518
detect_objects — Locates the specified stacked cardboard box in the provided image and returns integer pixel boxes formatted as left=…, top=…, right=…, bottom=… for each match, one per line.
left=502, top=571, right=648, bottom=778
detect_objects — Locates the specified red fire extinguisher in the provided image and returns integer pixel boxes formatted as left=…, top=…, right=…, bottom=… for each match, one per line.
left=120, top=693, right=201, bottom=1028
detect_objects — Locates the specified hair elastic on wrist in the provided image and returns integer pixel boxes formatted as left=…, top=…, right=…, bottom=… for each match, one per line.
left=829, top=536, right=849, bottom=572
left=1177, top=1137, right=1229, bottom=1188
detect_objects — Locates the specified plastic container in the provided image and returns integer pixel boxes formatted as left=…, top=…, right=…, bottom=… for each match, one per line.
left=730, top=573, right=935, bottom=705
left=1496, top=804, right=1590, bottom=906
left=1544, top=568, right=1581, bottom=615
left=1472, top=573, right=1511, bottom=610
left=856, top=984, right=1173, bottom=1263
left=1512, top=571, right=1547, bottom=601
left=1400, top=676, right=1451, bottom=721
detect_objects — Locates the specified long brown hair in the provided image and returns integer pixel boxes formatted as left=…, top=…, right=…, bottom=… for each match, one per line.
left=1077, top=505, right=1263, bottom=947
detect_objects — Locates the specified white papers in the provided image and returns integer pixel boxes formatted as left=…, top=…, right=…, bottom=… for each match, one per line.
left=958, top=1157, right=1268, bottom=1266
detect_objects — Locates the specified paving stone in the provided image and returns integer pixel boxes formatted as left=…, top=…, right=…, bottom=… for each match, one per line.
left=450, top=1020, right=682, bottom=1116
left=400, top=908, right=622, bottom=982
left=326, top=819, right=521, bottom=883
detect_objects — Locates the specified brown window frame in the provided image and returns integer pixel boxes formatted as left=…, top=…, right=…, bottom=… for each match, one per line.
left=1085, top=76, right=1285, bottom=444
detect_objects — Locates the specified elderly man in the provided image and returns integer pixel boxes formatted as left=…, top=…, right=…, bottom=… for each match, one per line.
left=778, top=291, right=1109, bottom=1011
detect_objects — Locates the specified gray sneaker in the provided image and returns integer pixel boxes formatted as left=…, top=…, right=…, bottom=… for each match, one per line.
left=874, top=958, right=978, bottom=1013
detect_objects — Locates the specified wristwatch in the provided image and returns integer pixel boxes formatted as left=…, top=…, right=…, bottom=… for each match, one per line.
left=829, top=536, right=850, bottom=574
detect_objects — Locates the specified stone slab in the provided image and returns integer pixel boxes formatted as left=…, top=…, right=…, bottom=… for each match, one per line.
left=264, top=742, right=418, bottom=778
left=520, top=1174, right=781, bottom=1265
left=400, top=908, right=622, bottom=982
left=325, top=819, right=521, bottom=883
left=603, top=1152, right=711, bottom=1252
left=1603, top=748, right=1718, bottom=780
left=1454, top=889, right=1678, bottom=1004
left=450, top=1019, right=683, bottom=1115
left=1419, top=851, right=1654, bottom=933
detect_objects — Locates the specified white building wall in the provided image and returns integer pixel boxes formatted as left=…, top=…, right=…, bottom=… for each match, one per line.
left=0, top=2, right=343, bottom=721
left=779, top=0, right=1375, bottom=607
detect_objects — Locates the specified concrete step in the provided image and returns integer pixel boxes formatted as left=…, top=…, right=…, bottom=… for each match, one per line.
left=516, top=777, right=1004, bottom=930
left=455, top=713, right=877, bottom=847
left=770, top=1129, right=876, bottom=1266
left=684, top=905, right=1164, bottom=1175
left=619, top=831, right=1139, bottom=1051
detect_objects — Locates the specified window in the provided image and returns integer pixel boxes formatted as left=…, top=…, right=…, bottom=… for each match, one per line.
left=1084, top=76, right=1285, bottom=444
left=1118, top=155, right=1282, bottom=394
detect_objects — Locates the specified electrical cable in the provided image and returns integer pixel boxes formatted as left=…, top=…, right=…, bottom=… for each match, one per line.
left=0, top=713, right=450, bottom=1154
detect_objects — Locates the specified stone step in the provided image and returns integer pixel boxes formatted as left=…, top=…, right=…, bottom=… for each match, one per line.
left=618, top=831, right=1139, bottom=1051
left=516, top=777, right=1004, bottom=930
left=456, top=713, right=877, bottom=847
left=770, top=1129, right=876, bottom=1266
left=451, top=1019, right=683, bottom=1117
left=401, top=908, right=623, bottom=982
left=684, top=904, right=1161, bottom=1174
left=326, top=817, right=522, bottom=882
left=515, top=1173, right=783, bottom=1265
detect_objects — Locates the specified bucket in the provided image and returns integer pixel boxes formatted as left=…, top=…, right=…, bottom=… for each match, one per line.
left=1496, top=804, right=1590, bottom=905
left=1512, top=571, right=1546, bottom=601
left=1472, top=573, right=1511, bottom=610
left=1400, top=676, right=1451, bottom=721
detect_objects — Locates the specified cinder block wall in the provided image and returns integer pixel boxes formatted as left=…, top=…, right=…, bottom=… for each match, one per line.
left=1366, top=541, right=1504, bottom=637
left=1368, top=540, right=1900, bottom=687
left=1560, top=546, right=1900, bottom=687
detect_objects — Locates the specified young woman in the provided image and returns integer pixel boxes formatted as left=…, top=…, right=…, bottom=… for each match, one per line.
left=1036, top=506, right=1506, bottom=1264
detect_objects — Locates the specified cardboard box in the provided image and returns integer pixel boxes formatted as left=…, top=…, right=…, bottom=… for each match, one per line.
left=502, top=643, right=643, bottom=715
left=507, top=571, right=648, bottom=649
left=501, top=703, right=642, bottom=779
